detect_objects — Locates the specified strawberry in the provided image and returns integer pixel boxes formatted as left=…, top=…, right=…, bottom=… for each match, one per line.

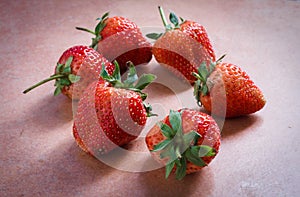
left=145, top=109, right=221, bottom=180
left=193, top=56, right=266, bottom=117
left=23, top=45, right=115, bottom=100
left=76, top=12, right=152, bottom=73
left=73, top=61, right=156, bottom=156
left=147, top=6, right=215, bottom=84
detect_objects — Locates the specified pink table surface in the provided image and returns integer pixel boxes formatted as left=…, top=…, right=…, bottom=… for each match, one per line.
left=1, top=0, right=299, bottom=196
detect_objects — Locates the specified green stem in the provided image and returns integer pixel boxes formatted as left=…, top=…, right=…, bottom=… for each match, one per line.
left=216, top=54, right=226, bottom=64
left=158, top=6, right=168, bottom=29
left=23, top=74, right=65, bottom=94
left=75, top=27, right=96, bottom=35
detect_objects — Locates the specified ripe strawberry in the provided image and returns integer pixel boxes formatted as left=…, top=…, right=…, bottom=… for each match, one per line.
left=23, top=45, right=114, bottom=100
left=76, top=12, right=152, bottom=73
left=73, top=61, right=156, bottom=156
left=193, top=56, right=266, bottom=117
left=145, top=109, right=221, bottom=180
left=147, top=6, right=215, bottom=84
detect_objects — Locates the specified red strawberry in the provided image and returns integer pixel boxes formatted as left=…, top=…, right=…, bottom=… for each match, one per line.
left=193, top=56, right=266, bottom=117
left=73, top=62, right=156, bottom=156
left=76, top=12, right=152, bottom=73
left=23, top=45, right=114, bottom=100
left=147, top=6, right=215, bottom=84
left=145, top=109, right=221, bottom=180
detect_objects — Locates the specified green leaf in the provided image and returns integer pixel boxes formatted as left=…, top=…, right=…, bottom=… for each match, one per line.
left=180, top=17, right=185, bottom=23
left=59, top=78, right=71, bottom=86
left=175, top=145, right=182, bottom=158
left=193, top=133, right=201, bottom=146
left=152, top=139, right=172, bottom=152
left=169, top=12, right=179, bottom=27
left=159, top=122, right=175, bottom=138
left=95, top=21, right=102, bottom=34
left=193, top=79, right=201, bottom=97
left=54, top=86, right=62, bottom=96
left=95, top=12, right=109, bottom=34
left=201, top=84, right=208, bottom=96
left=209, top=61, right=216, bottom=73
left=95, top=21, right=106, bottom=35
left=146, top=33, right=163, bottom=40
left=110, top=80, right=123, bottom=88
left=198, top=61, right=208, bottom=80
left=185, top=148, right=207, bottom=167
left=134, top=74, right=156, bottom=90
left=169, top=110, right=182, bottom=133
left=160, top=145, right=178, bottom=163
left=100, top=62, right=110, bottom=79
left=165, top=160, right=175, bottom=179
left=112, top=60, right=121, bottom=81
left=101, top=11, right=109, bottom=21
left=194, top=82, right=202, bottom=106
left=63, top=65, right=71, bottom=74
left=190, top=146, right=200, bottom=156
left=165, top=24, right=172, bottom=31
left=91, top=37, right=99, bottom=50
left=160, top=146, right=172, bottom=159
left=198, top=145, right=216, bottom=157
left=183, top=131, right=200, bottom=148
left=175, top=157, right=187, bottom=180
left=55, top=63, right=64, bottom=74
left=174, top=158, right=181, bottom=167
left=123, top=62, right=138, bottom=86
left=68, top=74, right=80, bottom=83
left=54, top=80, right=59, bottom=87
left=64, top=56, right=73, bottom=71
left=192, top=71, right=202, bottom=80
left=139, top=92, right=147, bottom=101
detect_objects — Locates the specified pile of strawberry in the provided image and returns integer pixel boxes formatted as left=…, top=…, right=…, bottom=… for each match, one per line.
left=23, top=6, right=266, bottom=180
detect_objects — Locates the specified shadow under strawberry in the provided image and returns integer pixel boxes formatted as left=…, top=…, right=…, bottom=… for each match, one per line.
left=7, top=94, right=74, bottom=137
left=148, top=63, right=193, bottom=93
left=221, top=115, right=263, bottom=138
left=4, top=136, right=116, bottom=196
left=27, top=94, right=73, bottom=130
left=137, top=165, right=215, bottom=197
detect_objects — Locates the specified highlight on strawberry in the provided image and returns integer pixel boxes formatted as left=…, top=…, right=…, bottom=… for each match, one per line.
left=145, top=109, right=221, bottom=180
left=76, top=12, right=152, bottom=73
left=193, top=55, right=266, bottom=118
left=23, top=45, right=115, bottom=100
left=73, top=61, right=157, bottom=156
left=147, top=6, right=215, bottom=84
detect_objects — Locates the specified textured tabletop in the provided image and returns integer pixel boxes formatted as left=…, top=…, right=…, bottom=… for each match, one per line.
left=1, top=0, right=299, bottom=196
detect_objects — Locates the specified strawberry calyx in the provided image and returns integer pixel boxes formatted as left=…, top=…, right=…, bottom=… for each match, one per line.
left=23, top=56, right=80, bottom=96
left=152, top=110, right=216, bottom=180
left=76, top=12, right=109, bottom=50
left=146, top=6, right=185, bottom=40
left=192, top=55, right=226, bottom=106
left=100, top=61, right=157, bottom=117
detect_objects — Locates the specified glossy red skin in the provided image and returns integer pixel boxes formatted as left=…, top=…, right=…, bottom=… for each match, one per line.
left=73, top=80, right=147, bottom=156
left=180, top=21, right=216, bottom=62
left=145, top=109, right=221, bottom=175
left=56, top=45, right=114, bottom=100
left=153, top=20, right=215, bottom=84
left=100, top=16, right=138, bottom=38
left=97, top=16, right=152, bottom=73
left=200, top=63, right=266, bottom=118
